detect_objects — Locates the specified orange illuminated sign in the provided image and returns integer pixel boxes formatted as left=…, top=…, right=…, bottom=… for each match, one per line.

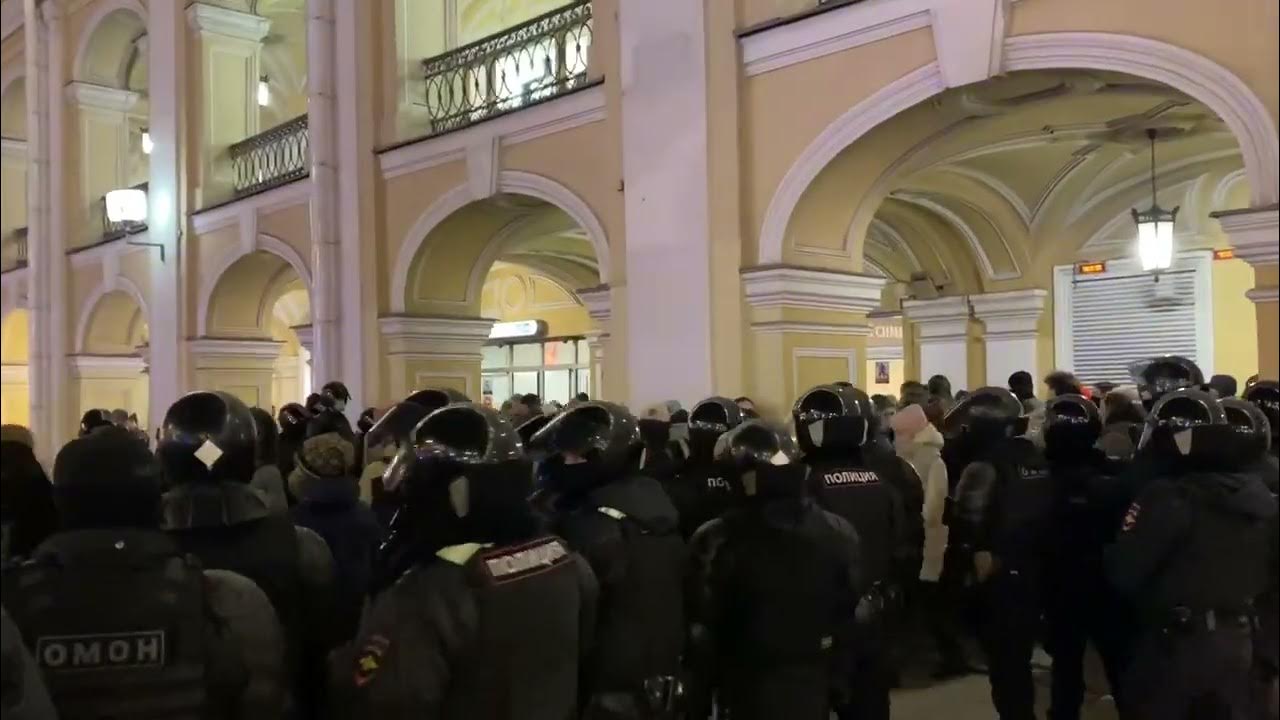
left=1076, top=262, right=1106, bottom=275
left=1213, top=248, right=1235, bottom=260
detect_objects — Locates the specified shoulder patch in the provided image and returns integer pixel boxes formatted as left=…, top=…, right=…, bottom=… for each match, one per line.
left=36, top=631, right=165, bottom=670
left=823, top=470, right=881, bottom=487
left=479, top=538, right=570, bottom=584
left=1122, top=501, right=1141, bottom=532
left=352, top=634, right=391, bottom=688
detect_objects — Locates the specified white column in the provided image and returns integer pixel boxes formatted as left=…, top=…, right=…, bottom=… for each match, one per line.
left=970, top=289, right=1047, bottom=388
left=147, top=0, right=188, bottom=431
left=903, top=295, right=972, bottom=390
left=306, top=0, right=340, bottom=389
left=292, top=323, right=315, bottom=399
left=619, top=0, right=714, bottom=407
left=577, top=284, right=612, bottom=401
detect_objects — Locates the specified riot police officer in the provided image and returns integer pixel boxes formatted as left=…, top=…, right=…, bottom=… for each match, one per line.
left=794, top=383, right=909, bottom=720
left=686, top=420, right=864, bottom=720
left=2, top=426, right=286, bottom=717
left=362, top=401, right=434, bottom=591
left=950, top=387, right=1054, bottom=720
left=1040, top=394, right=1132, bottom=720
left=1244, top=380, right=1280, bottom=461
left=157, top=390, right=335, bottom=718
left=530, top=402, right=686, bottom=719
left=277, top=401, right=310, bottom=483
left=1131, top=354, right=1206, bottom=410
left=1106, top=389, right=1277, bottom=719
left=665, top=396, right=744, bottom=539
left=332, top=403, right=598, bottom=718
left=322, top=380, right=352, bottom=414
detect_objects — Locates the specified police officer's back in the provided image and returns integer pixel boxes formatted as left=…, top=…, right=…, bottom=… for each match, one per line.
left=2, top=426, right=286, bottom=719
left=332, top=403, right=598, bottom=719
left=1040, top=394, right=1132, bottom=720
left=157, top=391, right=334, bottom=715
left=687, top=421, right=863, bottom=720
left=665, top=397, right=744, bottom=539
left=1106, top=389, right=1277, bottom=719
left=530, top=402, right=686, bottom=718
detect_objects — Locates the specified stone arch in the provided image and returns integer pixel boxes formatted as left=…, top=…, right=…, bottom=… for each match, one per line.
left=74, top=275, right=148, bottom=354
left=759, top=32, right=1280, bottom=265
left=198, top=233, right=313, bottom=337
left=72, top=0, right=147, bottom=89
left=391, top=171, right=612, bottom=314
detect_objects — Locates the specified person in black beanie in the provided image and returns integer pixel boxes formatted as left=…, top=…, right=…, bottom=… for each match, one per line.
left=1, top=426, right=286, bottom=717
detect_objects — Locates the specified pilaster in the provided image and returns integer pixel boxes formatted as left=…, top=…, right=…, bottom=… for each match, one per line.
left=970, top=289, right=1048, bottom=389
left=1214, top=205, right=1279, bottom=378
left=378, top=316, right=494, bottom=402
left=187, top=338, right=284, bottom=409
left=903, top=295, right=974, bottom=391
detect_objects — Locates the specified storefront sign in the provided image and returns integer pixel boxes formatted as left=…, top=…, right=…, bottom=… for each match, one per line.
left=488, top=320, right=544, bottom=340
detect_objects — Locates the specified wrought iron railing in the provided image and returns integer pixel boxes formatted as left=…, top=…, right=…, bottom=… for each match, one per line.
left=228, top=114, right=310, bottom=197
left=421, top=1, right=593, bottom=135
left=101, top=182, right=149, bottom=241
left=2, top=226, right=27, bottom=272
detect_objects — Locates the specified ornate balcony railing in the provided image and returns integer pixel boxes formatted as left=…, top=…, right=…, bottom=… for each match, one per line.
left=228, top=114, right=310, bottom=197
left=101, top=182, right=149, bottom=241
left=2, top=226, right=27, bottom=272
left=421, top=1, right=593, bottom=135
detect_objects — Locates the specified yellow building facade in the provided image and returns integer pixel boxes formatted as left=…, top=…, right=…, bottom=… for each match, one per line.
left=0, top=0, right=1276, bottom=459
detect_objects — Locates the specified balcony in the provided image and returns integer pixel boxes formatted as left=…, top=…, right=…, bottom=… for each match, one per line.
left=228, top=114, right=310, bottom=197
left=1, top=226, right=27, bottom=273
left=419, top=0, right=593, bottom=136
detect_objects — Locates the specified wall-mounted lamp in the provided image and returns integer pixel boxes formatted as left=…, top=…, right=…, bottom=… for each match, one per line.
left=140, top=128, right=153, bottom=155
left=105, top=187, right=167, bottom=262
left=257, top=75, right=270, bottom=107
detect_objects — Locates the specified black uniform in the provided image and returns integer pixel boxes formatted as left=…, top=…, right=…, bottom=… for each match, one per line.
left=951, top=387, right=1054, bottom=720
left=531, top=402, right=686, bottom=719
left=665, top=397, right=744, bottom=539
left=333, top=403, right=598, bottom=719
left=1040, top=395, right=1133, bottom=720
left=2, top=426, right=286, bottom=719
left=687, top=421, right=864, bottom=720
left=158, top=391, right=334, bottom=718
left=794, top=384, right=910, bottom=720
left=1106, top=389, right=1278, bottom=720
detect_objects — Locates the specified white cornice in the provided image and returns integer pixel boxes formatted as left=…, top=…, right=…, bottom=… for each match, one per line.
left=902, top=294, right=971, bottom=340
left=575, top=284, right=612, bottom=324
left=64, top=82, right=140, bottom=112
left=186, top=3, right=271, bottom=42
left=742, top=1, right=931, bottom=78
left=741, top=265, right=886, bottom=313
left=752, top=321, right=872, bottom=336
left=187, top=338, right=284, bottom=360
left=190, top=178, right=312, bottom=235
left=1213, top=205, right=1279, bottom=267
left=379, top=315, right=494, bottom=357
left=1, top=136, right=25, bottom=159
left=1246, top=287, right=1279, bottom=304
left=69, top=354, right=147, bottom=378
left=866, top=344, right=905, bottom=361
left=378, top=84, right=606, bottom=180
left=969, top=288, right=1047, bottom=339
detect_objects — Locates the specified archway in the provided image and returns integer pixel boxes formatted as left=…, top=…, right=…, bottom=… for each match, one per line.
left=73, top=288, right=150, bottom=428
left=393, top=177, right=611, bottom=406
left=202, top=248, right=313, bottom=412
left=1, top=309, right=30, bottom=426
left=1, top=71, right=27, bottom=271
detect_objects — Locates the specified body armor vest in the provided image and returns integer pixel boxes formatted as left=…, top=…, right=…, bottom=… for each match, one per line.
left=808, top=457, right=898, bottom=584
left=982, top=438, right=1054, bottom=572
left=1, top=529, right=209, bottom=720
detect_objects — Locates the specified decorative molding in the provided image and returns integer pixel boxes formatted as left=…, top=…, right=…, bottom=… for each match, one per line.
left=71, top=0, right=147, bottom=85
left=69, top=233, right=149, bottom=269
left=741, top=1, right=931, bottom=77
left=197, top=233, right=313, bottom=337
left=64, top=82, right=139, bottom=112
left=970, top=288, right=1047, bottom=339
left=902, top=295, right=971, bottom=340
left=1, top=364, right=29, bottom=383
left=0, top=136, right=26, bottom=159
left=190, top=178, right=312, bottom=234
left=73, top=274, right=149, bottom=354
left=68, top=354, right=147, bottom=379
left=893, top=192, right=1021, bottom=281
left=291, top=324, right=315, bottom=353
left=391, top=171, right=612, bottom=313
left=1246, top=287, right=1279, bottom=304
left=1213, top=205, right=1279, bottom=267
left=378, top=85, right=606, bottom=180
left=791, top=346, right=859, bottom=394
left=379, top=315, right=494, bottom=357
left=753, top=321, right=872, bottom=336
left=187, top=337, right=285, bottom=361
left=866, top=344, right=904, bottom=361
left=575, top=284, right=612, bottom=324
left=741, top=265, right=886, bottom=312
left=465, top=135, right=500, bottom=202
left=186, top=3, right=271, bottom=42
left=758, top=32, right=1280, bottom=265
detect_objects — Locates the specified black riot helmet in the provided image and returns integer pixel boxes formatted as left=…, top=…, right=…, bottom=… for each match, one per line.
left=405, top=387, right=470, bottom=414
left=364, top=402, right=429, bottom=458
left=277, top=402, right=310, bottom=439
left=321, top=380, right=352, bottom=412
left=1043, top=394, right=1102, bottom=457
left=1130, top=355, right=1205, bottom=409
left=1242, top=380, right=1279, bottom=448
left=687, top=396, right=745, bottom=463
left=383, top=403, right=534, bottom=551
left=248, top=407, right=278, bottom=468
left=944, top=386, right=1024, bottom=443
left=1137, top=388, right=1228, bottom=466
left=158, top=391, right=257, bottom=486
left=714, top=420, right=807, bottom=502
left=1221, top=397, right=1272, bottom=461
left=79, top=408, right=113, bottom=436
left=516, top=414, right=553, bottom=447
left=528, top=401, right=641, bottom=493
left=792, top=384, right=874, bottom=455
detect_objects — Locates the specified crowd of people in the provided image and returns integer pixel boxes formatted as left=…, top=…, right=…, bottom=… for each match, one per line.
left=0, top=356, right=1276, bottom=720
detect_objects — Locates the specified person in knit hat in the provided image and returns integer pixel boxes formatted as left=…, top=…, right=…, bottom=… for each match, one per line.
left=289, top=425, right=381, bottom=646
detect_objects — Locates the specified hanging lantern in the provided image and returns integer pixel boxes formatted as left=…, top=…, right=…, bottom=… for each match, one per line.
left=257, top=75, right=270, bottom=107
left=1131, top=128, right=1179, bottom=273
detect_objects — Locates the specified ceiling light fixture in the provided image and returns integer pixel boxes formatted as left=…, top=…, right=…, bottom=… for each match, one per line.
left=1131, top=128, right=1178, bottom=274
